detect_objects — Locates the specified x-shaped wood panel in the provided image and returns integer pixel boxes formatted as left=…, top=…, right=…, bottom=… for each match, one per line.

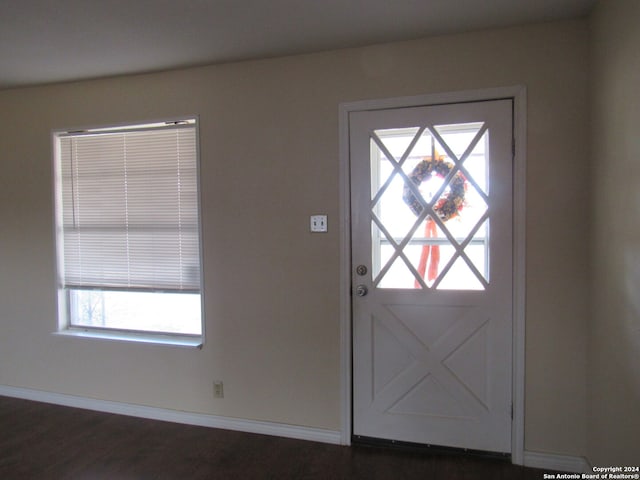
left=370, top=303, right=490, bottom=418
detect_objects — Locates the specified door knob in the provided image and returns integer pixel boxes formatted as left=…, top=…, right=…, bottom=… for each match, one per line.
left=355, top=285, right=368, bottom=297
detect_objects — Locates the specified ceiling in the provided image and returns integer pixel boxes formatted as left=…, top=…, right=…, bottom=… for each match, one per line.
left=0, top=0, right=596, bottom=90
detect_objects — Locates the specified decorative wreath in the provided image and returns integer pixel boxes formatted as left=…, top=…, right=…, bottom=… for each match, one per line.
left=402, top=156, right=467, bottom=221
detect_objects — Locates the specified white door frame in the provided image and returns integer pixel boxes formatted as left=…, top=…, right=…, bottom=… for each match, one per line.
left=338, top=86, right=527, bottom=464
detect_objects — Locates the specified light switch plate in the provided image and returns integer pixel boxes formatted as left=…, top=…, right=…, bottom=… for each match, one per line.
left=310, top=215, right=328, bottom=232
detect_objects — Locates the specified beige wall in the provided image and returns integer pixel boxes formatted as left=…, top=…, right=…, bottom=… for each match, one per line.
left=0, top=20, right=590, bottom=456
left=589, top=0, right=640, bottom=465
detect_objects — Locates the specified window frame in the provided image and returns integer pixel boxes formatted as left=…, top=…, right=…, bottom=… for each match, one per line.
left=52, top=117, right=205, bottom=347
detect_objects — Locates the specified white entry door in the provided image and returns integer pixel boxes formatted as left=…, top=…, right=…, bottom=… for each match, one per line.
left=350, top=99, right=513, bottom=453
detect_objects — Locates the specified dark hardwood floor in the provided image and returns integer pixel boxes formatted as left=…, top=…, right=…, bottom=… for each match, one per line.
left=0, top=395, right=550, bottom=479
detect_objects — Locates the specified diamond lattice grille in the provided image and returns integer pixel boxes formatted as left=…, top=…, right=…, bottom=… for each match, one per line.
left=370, top=123, right=490, bottom=290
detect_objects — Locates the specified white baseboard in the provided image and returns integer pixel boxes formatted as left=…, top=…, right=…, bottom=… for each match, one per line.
left=0, top=385, right=342, bottom=446
left=1, top=385, right=594, bottom=470
left=524, top=451, right=590, bottom=473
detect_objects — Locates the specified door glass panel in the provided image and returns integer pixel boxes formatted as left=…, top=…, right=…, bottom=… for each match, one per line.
left=461, top=131, right=489, bottom=196
left=436, top=257, right=485, bottom=290
left=371, top=124, right=490, bottom=290
left=370, top=128, right=420, bottom=201
left=461, top=219, right=489, bottom=284
left=371, top=167, right=419, bottom=243
left=377, top=254, right=422, bottom=289
left=433, top=122, right=484, bottom=161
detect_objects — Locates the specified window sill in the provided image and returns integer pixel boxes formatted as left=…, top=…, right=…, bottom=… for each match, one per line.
left=53, top=328, right=203, bottom=348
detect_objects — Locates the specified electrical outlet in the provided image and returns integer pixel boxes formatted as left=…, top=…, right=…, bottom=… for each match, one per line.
left=310, top=215, right=328, bottom=233
left=213, top=381, right=224, bottom=398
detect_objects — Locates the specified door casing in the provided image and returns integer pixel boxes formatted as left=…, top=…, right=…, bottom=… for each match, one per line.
left=338, top=86, right=527, bottom=464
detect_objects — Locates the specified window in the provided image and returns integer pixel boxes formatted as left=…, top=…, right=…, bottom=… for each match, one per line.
left=53, top=118, right=203, bottom=343
left=369, top=123, right=489, bottom=290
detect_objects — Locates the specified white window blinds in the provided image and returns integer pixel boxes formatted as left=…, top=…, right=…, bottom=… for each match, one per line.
left=57, top=122, right=201, bottom=292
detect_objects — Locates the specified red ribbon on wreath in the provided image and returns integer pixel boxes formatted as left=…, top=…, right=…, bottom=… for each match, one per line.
left=415, top=217, right=439, bottom=288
